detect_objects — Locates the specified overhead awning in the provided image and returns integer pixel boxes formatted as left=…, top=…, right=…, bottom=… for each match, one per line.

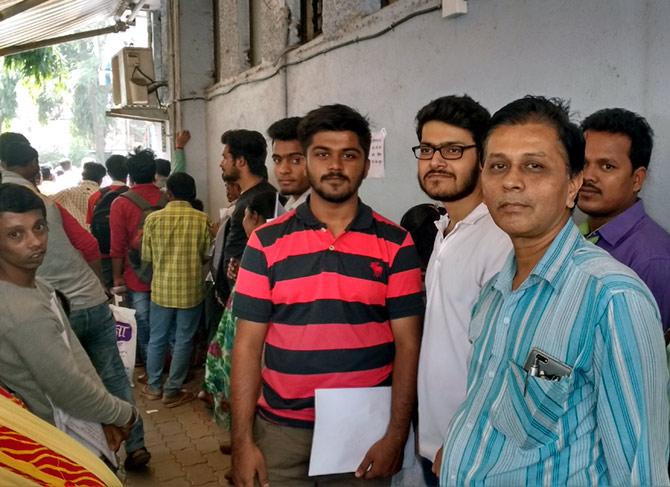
left=0, top=0, right=134, bottom=57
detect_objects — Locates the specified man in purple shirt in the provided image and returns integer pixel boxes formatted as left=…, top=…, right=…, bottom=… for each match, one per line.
left=578, top=108, right=670, bottom=332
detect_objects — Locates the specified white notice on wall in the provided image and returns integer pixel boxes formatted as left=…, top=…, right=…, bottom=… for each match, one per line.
left=368, top=128, right=386, bottom=178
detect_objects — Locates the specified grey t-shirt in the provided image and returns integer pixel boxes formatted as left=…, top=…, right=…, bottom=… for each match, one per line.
left=0, top=278, right=133, bottom=427
left=0, top=170, right=107, bottom=311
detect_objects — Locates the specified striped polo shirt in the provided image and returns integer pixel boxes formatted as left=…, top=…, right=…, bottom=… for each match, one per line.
left=233, top=199, right=424, bottom=428
left=440, top=220, right=668, bottom=486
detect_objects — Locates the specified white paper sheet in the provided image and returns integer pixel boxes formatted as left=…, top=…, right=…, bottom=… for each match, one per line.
left=308, top=387, right=415, bottom=476
left=368, top=129, right=386, bottom=178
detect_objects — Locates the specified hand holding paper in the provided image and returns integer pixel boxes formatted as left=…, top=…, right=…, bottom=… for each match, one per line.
left=102, top=424, right=127, bottom=452
left=355, top=433, right=405, bottom=479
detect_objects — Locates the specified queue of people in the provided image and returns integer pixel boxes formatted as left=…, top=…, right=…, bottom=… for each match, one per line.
left=0, top=94, right=669, bottom=487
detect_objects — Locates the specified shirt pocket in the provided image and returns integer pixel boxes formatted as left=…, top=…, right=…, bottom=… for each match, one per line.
left=490, top=360, right=572, bottom=450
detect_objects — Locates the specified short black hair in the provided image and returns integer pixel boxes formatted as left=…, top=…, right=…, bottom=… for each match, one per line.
left=0, top=132, right=30, bottom=163
left=127, top=149, right=157, bottom=184
left=415, top=95, right=491, bottom=162
left=1, top=142, right=38, bottom=168
left=0, top=183, right=46, bottom=218
left=581, top=108, right=654, bottom=170
left=105, top=154, right=128, bottom=182
left=246, top=190, right=277, bottom=221
left=486, top=96, right=585, bottom=176
left=166, top=172, right=196, bottom=202
left=155, top=158, right=171, bottom=177
left=268, top=117, right=302, bottom=142
left=220, top=129, right=268, bottom=178
left=297, top=104, right=371, bottom=159
left=191, top=198, right=204, bottom=211
left=40, top=166, right=52, bottom=181
left=82, top=162, right=106, bottom=183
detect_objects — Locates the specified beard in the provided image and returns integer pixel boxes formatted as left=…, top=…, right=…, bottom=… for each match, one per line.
left=418, top=164, right=479, bottom=203
left=308, top=171, right=364, bottom=204
left=221, top=165, right=241, bottom=183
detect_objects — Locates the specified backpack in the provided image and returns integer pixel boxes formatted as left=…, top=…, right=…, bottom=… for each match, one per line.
left=90, top=186, right=129, bottom=254
left=121, top=190, right=168, bottom=283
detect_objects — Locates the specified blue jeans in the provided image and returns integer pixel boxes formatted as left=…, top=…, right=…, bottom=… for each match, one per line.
left=128, top=291, right=151, bottom=365
left=69, top=302, right=145, bottom=453
left=147, top=302, right=202, bottom=396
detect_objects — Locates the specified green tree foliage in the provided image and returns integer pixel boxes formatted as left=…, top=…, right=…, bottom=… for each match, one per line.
left=3, top=47, right=63, bottom=85
left=0, top=67, right=19, bottom=130
left=67, top=38, right=111, bottom=162
left=1, top=40, right=111, bottom=161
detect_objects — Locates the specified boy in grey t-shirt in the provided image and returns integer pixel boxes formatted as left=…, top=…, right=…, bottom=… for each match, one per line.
left=0, top=183, right=136, bottom=453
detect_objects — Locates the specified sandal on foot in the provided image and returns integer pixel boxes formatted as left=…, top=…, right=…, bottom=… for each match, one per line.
left=124, top=447, right=151, bottom=470
left=141, top=384, right=161, bottom=400
left=162, top=390, right=195, bottom=408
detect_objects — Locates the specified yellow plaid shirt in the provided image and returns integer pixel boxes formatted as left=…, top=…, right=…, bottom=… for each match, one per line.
left=141, top=201, right=211, bottom=308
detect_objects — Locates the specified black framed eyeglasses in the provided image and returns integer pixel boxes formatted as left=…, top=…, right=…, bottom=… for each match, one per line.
left=411, top=143, right=477, bottom=160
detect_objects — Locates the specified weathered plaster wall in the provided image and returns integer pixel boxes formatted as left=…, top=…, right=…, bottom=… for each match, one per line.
left=206, top=76, right=287, bottom=212
left=201, top=0, right=669, bottom=229
left=172, top=0, right=214, bottom=203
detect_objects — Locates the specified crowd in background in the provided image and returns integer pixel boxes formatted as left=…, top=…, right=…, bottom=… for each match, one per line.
left=0, top=93, right=669, bottom=486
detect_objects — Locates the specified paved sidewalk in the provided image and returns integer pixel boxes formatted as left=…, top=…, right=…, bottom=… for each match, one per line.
left=120, top=368, right=232, bottom=486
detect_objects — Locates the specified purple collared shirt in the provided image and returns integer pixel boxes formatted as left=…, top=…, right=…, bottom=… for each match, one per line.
left=589, top=200, right=670, bottom=331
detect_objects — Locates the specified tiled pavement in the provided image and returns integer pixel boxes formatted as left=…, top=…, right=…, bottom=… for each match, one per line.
left=119, top=368, right=232, bottom=486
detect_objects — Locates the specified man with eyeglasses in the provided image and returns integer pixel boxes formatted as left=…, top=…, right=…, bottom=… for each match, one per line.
left=413, top=95, right=511, bottom=485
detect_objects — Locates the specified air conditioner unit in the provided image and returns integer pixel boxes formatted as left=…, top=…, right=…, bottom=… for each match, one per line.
left=111, top=47, right=158, bottom=106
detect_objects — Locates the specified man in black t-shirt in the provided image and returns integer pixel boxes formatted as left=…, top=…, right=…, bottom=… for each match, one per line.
left=218, top=129, right=276, bottom=290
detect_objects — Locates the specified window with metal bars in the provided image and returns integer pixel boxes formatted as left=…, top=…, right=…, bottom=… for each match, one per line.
left=300, top=0, right=322, bottom=43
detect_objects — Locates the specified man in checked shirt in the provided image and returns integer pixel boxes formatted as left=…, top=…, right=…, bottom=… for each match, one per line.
left=140, top=172, right=211, bottom=408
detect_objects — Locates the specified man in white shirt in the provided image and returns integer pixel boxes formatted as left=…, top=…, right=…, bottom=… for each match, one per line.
left=267, top=117, right=310, bottom=214
left=413, top=95, right=512, bottom=484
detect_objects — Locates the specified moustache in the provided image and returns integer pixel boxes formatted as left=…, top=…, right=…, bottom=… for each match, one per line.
left=579, top=183, right=601, bottom=194
left=321, top=173, right=349, bottom=182
left=497, top=199, right=531, bottom=209
left=424, top=170, right=456, bottom=180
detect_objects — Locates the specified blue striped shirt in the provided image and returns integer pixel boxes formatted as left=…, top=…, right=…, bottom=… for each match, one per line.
left=440, top=220, right=669, bottom=486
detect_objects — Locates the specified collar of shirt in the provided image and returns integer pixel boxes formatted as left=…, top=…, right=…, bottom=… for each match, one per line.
left=78, top=180, right=100, bottom=192
left=434, top=202, right=491, bottom=236
left=0, top=169, right=31, bottom=188
left=131, top=182, right=158, bottom=191
left=165, top=200, right=191, bottom=209
left=285, top=189, right=311, bottom=212
left=110, top=180, right=127, bottom=186
left=593, top=199, right=646, bottom=247
left=492, top=219, right=583, bottom=296
left=295, top=195, right=374, bottom=231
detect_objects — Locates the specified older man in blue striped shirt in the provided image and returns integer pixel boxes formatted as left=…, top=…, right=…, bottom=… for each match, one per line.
left=438, top=96, right=669, bottom=486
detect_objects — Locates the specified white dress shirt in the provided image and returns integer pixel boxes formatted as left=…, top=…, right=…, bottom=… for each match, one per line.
left=417, top=202, right=512, bottom=461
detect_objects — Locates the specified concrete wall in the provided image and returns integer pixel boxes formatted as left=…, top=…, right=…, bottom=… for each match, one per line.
left=200, top=0, right=669, bottom=230
left=170, top=0, right=214, bottom=204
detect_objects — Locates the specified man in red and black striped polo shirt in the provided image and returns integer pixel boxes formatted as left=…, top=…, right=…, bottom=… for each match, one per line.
left=231, top=104, right=424, bottom=487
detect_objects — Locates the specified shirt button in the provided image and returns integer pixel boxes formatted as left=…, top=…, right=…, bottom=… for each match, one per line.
left=503, top=317, right=510, bottom=325
left=466, top=422, right=473, bottom=429
left=328, top=245, right=335, bottom=251
left=487, top=371, right=495, bottom=378
left=451, top=474, right=456, bottom=481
